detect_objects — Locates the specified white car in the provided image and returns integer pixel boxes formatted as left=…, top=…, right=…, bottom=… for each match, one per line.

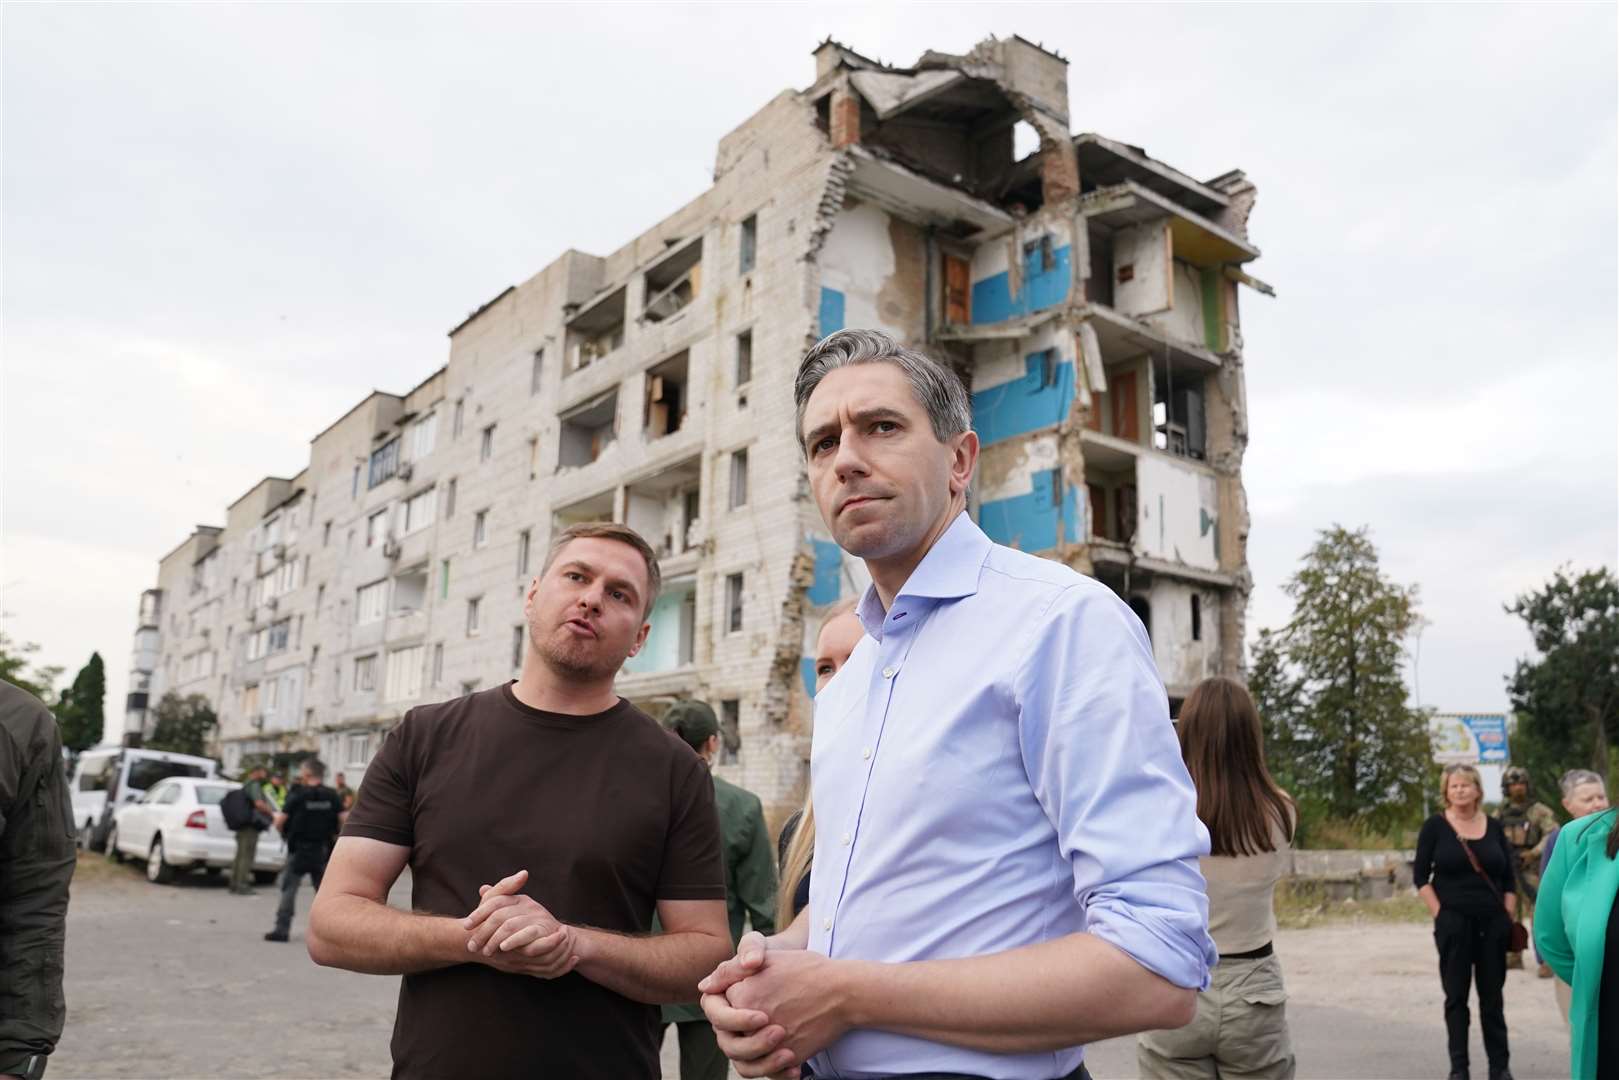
left=71, top=746, right=219, bottom=852
left=108, top=776, right=286, bottom=885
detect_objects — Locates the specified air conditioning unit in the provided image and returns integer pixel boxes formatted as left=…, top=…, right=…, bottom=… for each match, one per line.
left=382, top=539, right=402, bottom=560
left=271, top=543, right=286, bottom=561
left=399, top=463, right=414, bottom=482
left=248, top=608, right=259, bottom=624
left=267, top=597, right=279, bottom=612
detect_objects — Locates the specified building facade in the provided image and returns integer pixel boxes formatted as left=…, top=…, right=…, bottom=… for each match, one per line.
left=130, top=35, right=1270, bottom=824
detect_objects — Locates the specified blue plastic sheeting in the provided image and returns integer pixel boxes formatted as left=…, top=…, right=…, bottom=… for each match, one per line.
left=819, top=287, right=846, bottom=336
left=977, top=469, right=1082, bottom=553
left=809, top=540, right=843, bottom=605
left=970, top=353, right=1075, bottom=448
left=970, top=243, right=1071, bottom=324
left=801, top=657, right=818, bottom=698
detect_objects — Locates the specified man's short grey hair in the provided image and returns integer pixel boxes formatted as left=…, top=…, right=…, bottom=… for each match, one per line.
left=1560, top=768, right=1605, bottom=797
left=794, top=329, right=972, bottom=454
left=301, top=757, right=327, bottom=782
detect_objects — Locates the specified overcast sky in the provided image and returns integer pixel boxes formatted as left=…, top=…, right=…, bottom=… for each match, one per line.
left=3, top=4, right=1615, bottom=745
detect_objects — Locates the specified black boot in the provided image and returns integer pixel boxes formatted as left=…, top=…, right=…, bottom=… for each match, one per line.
left=264, top=929, right=289, bottom=942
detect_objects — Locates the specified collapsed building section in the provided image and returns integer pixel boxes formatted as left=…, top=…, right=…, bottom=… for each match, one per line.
left=128, top=34, right=1269, bottom=829
left=803, top=35, right=1271, bottom=706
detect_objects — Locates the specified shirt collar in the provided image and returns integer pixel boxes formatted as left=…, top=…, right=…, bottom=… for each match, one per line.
left=856, top=512, right=992, bottom=638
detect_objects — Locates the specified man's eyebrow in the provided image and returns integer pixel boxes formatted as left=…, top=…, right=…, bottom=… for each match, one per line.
left=804, top=406, right=910, bottom=447
left=559, top=559, right=641, bottom=599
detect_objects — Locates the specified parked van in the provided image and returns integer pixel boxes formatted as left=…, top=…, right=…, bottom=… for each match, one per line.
left=70, top=747, right=219, bottom=852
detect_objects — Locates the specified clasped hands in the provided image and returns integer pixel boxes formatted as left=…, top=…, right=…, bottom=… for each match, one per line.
left=458, top=869, right=581, bottom=979
left=698, top=931, right=850, bottom=1080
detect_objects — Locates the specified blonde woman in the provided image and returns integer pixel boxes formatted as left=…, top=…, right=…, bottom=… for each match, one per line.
left=1137, top=676, right=1296, bottom=1079
left=1415, top=764, right=1518, bottom=1080
left=774, top=603, right=863, bottom=930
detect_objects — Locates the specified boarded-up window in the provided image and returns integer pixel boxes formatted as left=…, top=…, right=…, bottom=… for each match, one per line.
left=1087, top=483, right=1107, bottom=541
left=1111, top=371, right=1139, bottom=442
left=943, top=255, right=971, bottom=325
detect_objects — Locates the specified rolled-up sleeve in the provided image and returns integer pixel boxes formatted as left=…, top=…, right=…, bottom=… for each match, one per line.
left=1014, top=582, right=1216, bottom=991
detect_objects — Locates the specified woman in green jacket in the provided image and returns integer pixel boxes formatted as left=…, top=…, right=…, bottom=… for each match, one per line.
left=1533, top=805, right=1619, bottom=1079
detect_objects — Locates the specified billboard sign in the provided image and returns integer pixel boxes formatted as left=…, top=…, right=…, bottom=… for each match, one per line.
left=1431, top=713, right=1511, bottom=765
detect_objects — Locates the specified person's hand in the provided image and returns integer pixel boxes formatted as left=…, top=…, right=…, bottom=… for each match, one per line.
left=705, top=949, right=851, bottom=1079
left=699, top=932, right=796, bottom=1077
left=460, top=870, right=580, bottom=979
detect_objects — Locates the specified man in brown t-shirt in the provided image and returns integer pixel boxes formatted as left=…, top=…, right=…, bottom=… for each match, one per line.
left=308, top=523, right=730, bottom=1079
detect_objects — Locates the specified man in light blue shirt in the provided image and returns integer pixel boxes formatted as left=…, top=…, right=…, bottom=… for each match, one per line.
left=700, top=329, right=1216, bottom=1079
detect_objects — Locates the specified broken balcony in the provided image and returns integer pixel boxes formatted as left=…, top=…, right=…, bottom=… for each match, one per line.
left=1079, top=180, right=1259, bottom=354
left=552, top=489, right=614, bottom=532
left=642, top=351, right=689, bottom=439
left=642, top=240, right=702, bottom=323
left=842, top=145, right=1014, bottom=245
left=624, top=457, right=702, bottom=564
left=1075, top=134, right=1231, bottom=218
left=557, top=390, right=618, bottom=470
left=566, top=286, right=626, bottom=373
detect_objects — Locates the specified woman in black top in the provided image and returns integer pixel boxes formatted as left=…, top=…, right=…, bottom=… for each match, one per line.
left=1415, top=763, right=1519, bottom=1080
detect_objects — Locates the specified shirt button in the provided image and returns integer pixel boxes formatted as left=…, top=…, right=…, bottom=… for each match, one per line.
left=882, top=666, right=896, bottom=679
left=861, top=746, right=872, bottom=760
left=840, top=832, right=851, bottom=846
left=823, top=917, right=832, bottom=931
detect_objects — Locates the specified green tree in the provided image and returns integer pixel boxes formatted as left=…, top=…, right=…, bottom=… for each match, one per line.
left=1248, top=627, right=1305, bottom=791
left=146, top=692, right=217, bottom=758
left=1255, top=525, right=1432, bottom=828
left=0, top=631, right=63, bottom=704
left=54, top=652, right=106, bottom=752
left=1505, top=566, right=1619, bottom=801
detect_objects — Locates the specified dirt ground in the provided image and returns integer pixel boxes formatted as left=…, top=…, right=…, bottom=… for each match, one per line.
left=49, top=854, right=1570, bottom=1079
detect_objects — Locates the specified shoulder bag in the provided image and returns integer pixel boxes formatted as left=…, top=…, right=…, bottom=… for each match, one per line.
left=1452, top=822, right=1530, bottom=952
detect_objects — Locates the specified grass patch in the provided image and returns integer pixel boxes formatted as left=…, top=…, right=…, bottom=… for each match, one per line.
left=1300, top=817, right=1415, bottom=851
left=1275, top=878, right=1431, bottom=929
left=71, top=850, right=141, bottom=884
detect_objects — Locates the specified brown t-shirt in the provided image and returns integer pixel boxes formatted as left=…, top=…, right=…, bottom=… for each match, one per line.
left=343, top=684, right=724, bottom=1079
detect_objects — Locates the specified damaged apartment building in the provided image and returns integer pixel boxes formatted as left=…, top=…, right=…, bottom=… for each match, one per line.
left=127, top=34, right=1269, bottom=822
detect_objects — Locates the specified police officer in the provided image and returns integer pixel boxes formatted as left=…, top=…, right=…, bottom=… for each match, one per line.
left=1497, top=765, right=1557, bottom=972
left=263, top=770, right=288, bottom=813
left=264, top=757, right=344, bottom=944
left=0, top=679, right=75, bottom=1080
left=659, top=700, right=777, bottom=1080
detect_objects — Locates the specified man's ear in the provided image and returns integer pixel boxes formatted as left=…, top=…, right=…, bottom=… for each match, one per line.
left=949, top=429, right=980, bottom=499
left=626, top=620, right=651, bottom=658
left=705, top=733, right=721, bottom=760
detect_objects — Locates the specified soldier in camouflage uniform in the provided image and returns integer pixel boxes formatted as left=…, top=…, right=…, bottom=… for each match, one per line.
left=1497, top=765, right=1557, bottom=973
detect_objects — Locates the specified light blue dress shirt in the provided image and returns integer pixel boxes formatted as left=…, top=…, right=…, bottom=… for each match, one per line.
left=806, top=513, right=1215, bottom=1079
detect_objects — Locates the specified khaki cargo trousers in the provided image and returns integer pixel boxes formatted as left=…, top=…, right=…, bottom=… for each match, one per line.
left=1137, top=952, right=1296, bottom=1080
